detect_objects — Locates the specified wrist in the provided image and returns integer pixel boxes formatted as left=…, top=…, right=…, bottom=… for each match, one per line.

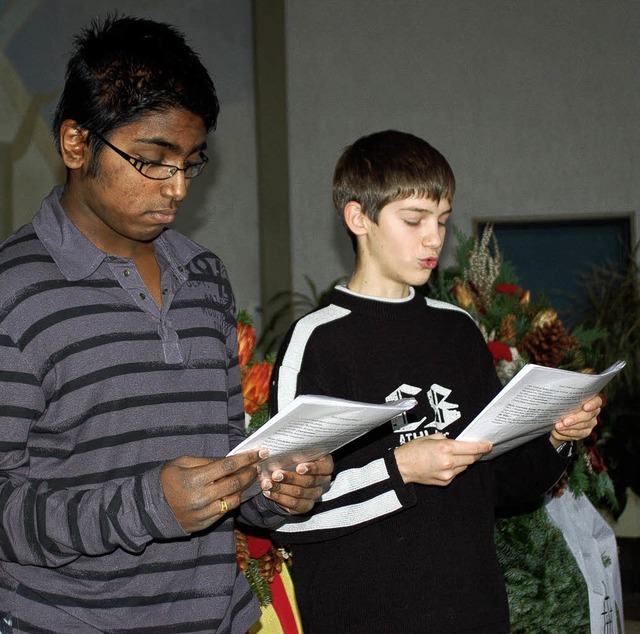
left=393, top=445, right=412, bottom=484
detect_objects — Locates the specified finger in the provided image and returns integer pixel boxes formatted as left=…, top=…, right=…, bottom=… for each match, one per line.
left=295, top=455, right=334, bottom=476
left=188, top=491, right=243, bottom=532
left=583, top=395, right=603, bottom=411
left=452, top=440, right=493, bottom=455
left=196, top=449, right=268, bottom=486
left=187, top=465, right=260, bottom=530
left=267, top=470, right=332, bottom=493
left=263, top=483, right=323, bottom=514
left=558, top=410, right=600, bottom=429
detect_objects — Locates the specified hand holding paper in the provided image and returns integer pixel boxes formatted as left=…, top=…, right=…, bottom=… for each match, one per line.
left=228, top=394, right=417, bottom=499
left=457, top=361, right=625, bottom=459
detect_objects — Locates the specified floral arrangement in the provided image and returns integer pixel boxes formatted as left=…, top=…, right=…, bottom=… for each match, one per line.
left=427, top=225, right=620, bottom=632
left=235, top=311, right=292, bottom=609
left=428, top=225, right=616, bottom=505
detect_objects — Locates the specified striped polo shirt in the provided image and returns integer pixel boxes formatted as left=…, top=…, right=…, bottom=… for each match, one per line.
left=0, top=186, right=283, bottom=633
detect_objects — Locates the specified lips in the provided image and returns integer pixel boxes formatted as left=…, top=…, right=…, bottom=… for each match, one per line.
left=420, top=257, right=439, bottom=269
left=148, top=209, right=177, bottom=224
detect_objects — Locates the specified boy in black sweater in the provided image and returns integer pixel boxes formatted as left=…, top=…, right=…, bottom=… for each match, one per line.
left=269, top=130, right=602, bottom=633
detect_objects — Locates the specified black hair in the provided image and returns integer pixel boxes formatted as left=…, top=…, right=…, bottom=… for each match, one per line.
left=52, top=14, right=219, bottom=171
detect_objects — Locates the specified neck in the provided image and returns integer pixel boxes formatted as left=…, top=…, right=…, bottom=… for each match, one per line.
left=347, top=273, right=411, bottom=299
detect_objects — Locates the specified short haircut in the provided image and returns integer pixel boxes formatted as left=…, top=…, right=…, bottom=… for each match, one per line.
left=333, top=130, right=456, bottom=246
left=52, top=14, right=220, bottom=172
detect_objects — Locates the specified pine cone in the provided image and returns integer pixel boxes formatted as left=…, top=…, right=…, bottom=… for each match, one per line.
left=518, top=318, right=579, bottom=367
left=234, top=529, right=250, bottom=572
left=499, top=314, right=517, bottom=346
left=257, top=546, right=285, bottom=585
left=235, top=529, right=287, bottom=585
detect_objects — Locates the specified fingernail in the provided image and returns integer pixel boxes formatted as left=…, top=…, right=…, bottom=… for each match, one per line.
left=297, top=465, right=308, bottom=475
left=258, top=449, right=269, bottom=460
left=263, top=490, right=271, bottom=498
left=262, top=480, right=272, bottom=490
left=272, top=471, right=284, bottom=482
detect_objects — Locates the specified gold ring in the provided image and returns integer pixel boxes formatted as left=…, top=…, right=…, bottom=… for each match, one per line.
left=219, top=497, right=228, bottom=515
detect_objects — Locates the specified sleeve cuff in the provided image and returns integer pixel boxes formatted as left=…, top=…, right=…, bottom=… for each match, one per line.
left=384, top=448, right=417, bottom=508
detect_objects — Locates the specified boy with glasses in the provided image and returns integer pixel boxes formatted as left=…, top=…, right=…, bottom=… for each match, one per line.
left=0, top=15, right=331, bottom=633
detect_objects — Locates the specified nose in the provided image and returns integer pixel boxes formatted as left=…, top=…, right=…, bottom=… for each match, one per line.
left=160, top=170, right=189, bottom=203
left=422, top=222, right=444, bottom=249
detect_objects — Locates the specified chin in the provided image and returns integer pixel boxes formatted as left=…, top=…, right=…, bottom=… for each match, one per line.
left=411, top=272, right=433, bottom=286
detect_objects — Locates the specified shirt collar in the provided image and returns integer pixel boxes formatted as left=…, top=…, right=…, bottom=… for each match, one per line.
left=33, top=185, right=207, bottom=281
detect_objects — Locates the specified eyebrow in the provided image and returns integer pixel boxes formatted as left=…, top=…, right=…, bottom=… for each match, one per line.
left=401, top=206, right=453, bottom=215
left=133, top=135, right=208, bottom=156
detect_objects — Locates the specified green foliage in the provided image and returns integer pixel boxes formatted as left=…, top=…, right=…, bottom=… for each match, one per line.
left=243, top=559, right=273, bottom=607
left=495, top=507, right=590, bottom=633
left=566, top=447, right=618, bottom=512
left=576, top=243, right=640, bottom=505
left=245, top=403, right=270, bottom=436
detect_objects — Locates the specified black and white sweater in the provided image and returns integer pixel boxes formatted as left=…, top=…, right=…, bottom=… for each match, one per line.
left=270, top=285, right=569, bottom=634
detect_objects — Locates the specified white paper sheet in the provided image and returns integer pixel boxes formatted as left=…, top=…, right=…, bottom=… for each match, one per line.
left=228, top=394, right=417, bottom=498
left=457, top=361, right=625, bottom=459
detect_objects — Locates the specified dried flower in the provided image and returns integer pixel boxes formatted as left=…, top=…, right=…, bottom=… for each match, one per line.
left=452, top=283, right=477, bottom=309
left=532, top=309, right=558, bottom=329
left=464, top=225, right=503, bottom=310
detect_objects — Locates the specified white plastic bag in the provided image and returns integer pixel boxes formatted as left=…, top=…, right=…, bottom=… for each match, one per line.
left=546, top=493, right=624, bottom=634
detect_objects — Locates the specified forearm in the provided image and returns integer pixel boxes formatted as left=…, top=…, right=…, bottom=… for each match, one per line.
left=274, top=453, right=415, bottom=543
left=493, top=434, right=570, bottom=515
left=1, top=466, right=186, bottom=566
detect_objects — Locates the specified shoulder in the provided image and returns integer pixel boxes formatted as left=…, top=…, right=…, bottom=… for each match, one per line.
left=423, top=296, right=480, bottom=330
left=0, top=223, right=44, bottom=261
left=0, top=224, right=53, bottom=296
left=424, top=296, right=476, bottom=319
left=421, top=295, right=490, bottom=354
left=279, top=302, right=351, bottom=362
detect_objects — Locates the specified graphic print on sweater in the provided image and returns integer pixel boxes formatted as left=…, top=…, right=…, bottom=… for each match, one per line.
left=386, top=383, right=461, bottom=445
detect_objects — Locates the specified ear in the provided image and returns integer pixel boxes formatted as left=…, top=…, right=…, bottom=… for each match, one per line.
left=59, top=120, right=91, bottom=170
left=343, top=201, right=370, bottom=236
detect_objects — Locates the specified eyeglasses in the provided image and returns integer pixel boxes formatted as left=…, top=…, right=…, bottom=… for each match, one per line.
left=92, top=131, right=209, bottom=180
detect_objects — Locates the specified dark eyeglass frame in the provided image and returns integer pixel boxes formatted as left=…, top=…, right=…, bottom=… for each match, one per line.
left=92, top=131, right=209, bottom=180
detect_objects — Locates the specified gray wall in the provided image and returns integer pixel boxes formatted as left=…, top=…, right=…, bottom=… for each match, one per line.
left=2, top=1, right=638, bottom=328
left=285, top=0, right=640, bottom=292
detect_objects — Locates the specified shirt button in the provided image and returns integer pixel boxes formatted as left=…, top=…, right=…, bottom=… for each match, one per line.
left=162, top=289, right=168, bottom=295
left=139, top=293, right=146, bottom=300
left=123, top=269, right=131, bottom=277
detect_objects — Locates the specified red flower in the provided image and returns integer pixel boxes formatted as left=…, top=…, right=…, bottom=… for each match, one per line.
left=487, top=340, right=513, bottom=362
left=583, top=426, right=608, bottom=474
left=246, top=534, right=273, bottom=558
left=237, top=321, right=256, bottom=368
left=242, top=361, right=273, bottom=415
left=495, top=283, right=520, bottom=296
left=495, top=283, right=530, bottom=305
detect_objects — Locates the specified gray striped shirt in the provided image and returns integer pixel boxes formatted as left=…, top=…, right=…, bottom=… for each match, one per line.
left=0, top=187, right=283, bottom=633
